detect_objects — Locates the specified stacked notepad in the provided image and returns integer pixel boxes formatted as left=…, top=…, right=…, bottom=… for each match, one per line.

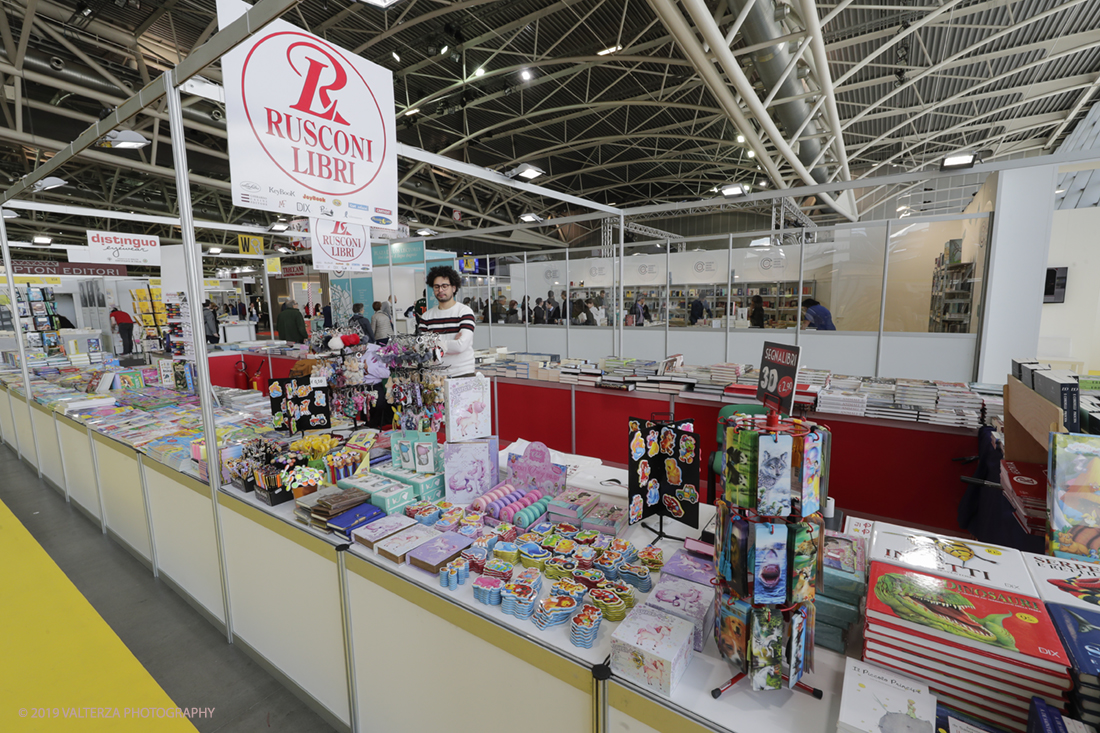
left=830, top=374, right=863, bottom=391
left=918, top=408, right=982, bottom=429
left=863, top=523, right=1071, bottom=733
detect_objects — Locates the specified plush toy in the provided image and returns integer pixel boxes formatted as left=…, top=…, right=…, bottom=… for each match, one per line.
left=328, top=336, right=345, bottom=351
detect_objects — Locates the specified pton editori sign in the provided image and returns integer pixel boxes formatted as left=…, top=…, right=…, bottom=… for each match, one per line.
left=218, top=0, right=396, bottom=224
left=75, top=230, right=160, bottom=266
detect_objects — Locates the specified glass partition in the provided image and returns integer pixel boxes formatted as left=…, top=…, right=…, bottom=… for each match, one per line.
left=730, top=230, right=803, bottom=331
left=525, top=250, right=568, bottom=328
left=884, top=215, right=987, bottom=334
left=801, top=223, right=888, bottom=332
left=668, top=237, right=730, bottom=330
left=621, top=239, right=667, bottom=328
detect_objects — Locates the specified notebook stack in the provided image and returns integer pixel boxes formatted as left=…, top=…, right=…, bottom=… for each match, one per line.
left=817, top=529, right=868, bottom=653
left=895, top=379, right=940, bottom=412
left=709, top=363, right=745, bottom=386
left=1025, top=553, right=1100, bottom=729
left=918, top=407, right=983, bottom=429
left=830, top=374, right=863, bottom=391
left=1001, top=461, right=1047, bottom=536
left=817, top=389, right=868, bottom=416
left=863, top=523, right=1071, bottom=733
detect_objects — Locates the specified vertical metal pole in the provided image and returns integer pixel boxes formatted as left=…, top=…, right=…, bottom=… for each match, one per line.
left=54, top=415, right=70, bottom=503
left=664, top=239, right=671, bottom=357
left=523, top=252, right=529, bottom=351
left=618, top=214, right=625, bottom=355
left=0, top=212, right=39, bottom=468
left=565, top=248, right=570, bottom=358
left=136, top=453, right=159, bottom=578
left=796, top=228, right=806, bottom=347
left=387, top=245, right=395, bottom=333
left=725, top=233, right=734, bottom=362
left=88, top=426, right=107, bottom=533
left=166, top=70, right=233, bottom=643
left=875, top=220, right=893, bottom=377
left=335, top=547, right=361, bottom=733
left=493, top=376, right=499, bottom=436
left=486, top=256, right=492, bottom=345
left=570, top=385, right=576, bottom=454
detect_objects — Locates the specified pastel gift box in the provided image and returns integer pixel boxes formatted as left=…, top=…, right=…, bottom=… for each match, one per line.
left=582, top=501, right=628, bottom=536
left=443, top=437, right=500, bottom=505
left=407, top=533, right=475, bottom=574
left=548, top=489, right=602, bottom=523
left=375, top=525, right=442, bottom=564
left=351, top=515, right=417, bottom=550
left=390, top=430, right=439, bottom=473
left=661, top=549, right=716, bottom=586
left=642, top=575, right=715, bottom=653
left=370, top=483, right=419, bottom=514
left=372, top=464, right=445, bottom=498
left=610, top=606, right=694, bottom=697
left=336, top=473, right=404, bottom=498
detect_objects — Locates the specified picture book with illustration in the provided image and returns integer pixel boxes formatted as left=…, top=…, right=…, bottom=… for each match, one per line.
left=838, top=658, right=934, bottom=733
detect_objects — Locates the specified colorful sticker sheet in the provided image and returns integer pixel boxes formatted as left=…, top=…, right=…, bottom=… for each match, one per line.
left=268, top=377, right=331, bottom=433
left=627, top=417, right=700, bottom=529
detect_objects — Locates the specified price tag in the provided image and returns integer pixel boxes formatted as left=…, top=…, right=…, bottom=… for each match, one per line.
left=756, top=341, right=801, bottom=414
left=310, top=375, right=327, bottom=388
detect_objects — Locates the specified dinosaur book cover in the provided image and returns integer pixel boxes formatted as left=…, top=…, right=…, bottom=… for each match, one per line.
left=837, top=658, right=935, bottom=733
left=866, top=562, right=1069, bottom=672
left=869, top=522, right=1037, bottom=596
left=1024, top=552, right=1100, bottom=615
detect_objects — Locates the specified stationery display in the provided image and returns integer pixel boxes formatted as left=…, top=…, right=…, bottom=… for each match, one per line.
left=444, top=374, right=491, bottom=441
left=269, top=377, right=331, bottom=433
left=379, top=334, right=447, bottom=432
left=407, top=532, right=475, bottom=574
left=714, top=411, right=831, bottom=692
left=375, top=525, right=442, bottom=564
left=351, top=514, right=417, bottom=550
left=610, top=605, right=695, bottom=696
left=507, top=441, right=567, bottom=498
left=443, top=438, right=500, bottom=504
left=626, top=417, right=700, bottom=530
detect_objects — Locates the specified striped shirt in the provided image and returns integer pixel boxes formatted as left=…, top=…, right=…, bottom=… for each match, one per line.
left=416, top=303, right=476, bottom=376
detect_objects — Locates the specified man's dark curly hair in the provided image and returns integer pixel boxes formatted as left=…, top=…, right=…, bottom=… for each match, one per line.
left=427, top=265, right=461, bottom=290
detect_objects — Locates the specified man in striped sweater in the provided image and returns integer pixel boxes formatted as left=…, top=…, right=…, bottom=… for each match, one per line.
left=415, top=265, right=476, bottom=376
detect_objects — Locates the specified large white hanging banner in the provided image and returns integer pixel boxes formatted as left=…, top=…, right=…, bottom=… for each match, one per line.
left=218, top=0, right=396, bottom=223
left=310, top=218, right=373, bottom=273
left=76, top=230, right=161, bottom=266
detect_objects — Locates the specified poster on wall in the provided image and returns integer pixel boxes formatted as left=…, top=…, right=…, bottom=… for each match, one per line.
left=75, top=231, right=161, bottom=266
left=310, top=218, right=372, bottom=273
left=627, top=417, right=700, bottom=529
left=218, top=0, right=396, bottom=223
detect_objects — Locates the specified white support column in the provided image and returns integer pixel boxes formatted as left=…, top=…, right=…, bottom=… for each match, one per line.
left=977, top=165, right=1058, bottom=383
left=0, top=211, right=39, bottom=468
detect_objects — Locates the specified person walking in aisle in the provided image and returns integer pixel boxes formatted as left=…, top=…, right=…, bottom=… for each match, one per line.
left=202, top=301, right=220, bottom=345
left=802, top=298, right=836, bottom=330
left=371, top=301, right=393, bottom=345
left=689, top=295, right=713, bottom=325
left=749, top=294, right=766, bottom=328
left=110, top=306, right=136, bottom=354
left=349, top=303, right=376, bottom=343
left=631, top=297, right=649, bottom=327
left=544, top=291, right=559, bottom=324
left=276, top=300, right=308, bottom=343
left=533, top=298, right=546, bottom=324
left=416, top=265, right=475, bottom=377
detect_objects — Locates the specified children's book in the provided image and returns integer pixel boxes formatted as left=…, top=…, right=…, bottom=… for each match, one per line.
left=838, top=658, right=935, bottom=733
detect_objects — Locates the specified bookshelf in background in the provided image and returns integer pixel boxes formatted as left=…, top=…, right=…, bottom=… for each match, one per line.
left=929, top=239, right=974, bottom=334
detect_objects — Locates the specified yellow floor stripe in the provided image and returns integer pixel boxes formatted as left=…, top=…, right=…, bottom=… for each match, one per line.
left=0, top=500, right=200, bottom=731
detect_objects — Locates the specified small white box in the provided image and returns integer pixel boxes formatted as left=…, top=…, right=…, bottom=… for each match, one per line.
left=643, top=575, right=715, bottom=652
left=611, top=606, right=694, bottom=696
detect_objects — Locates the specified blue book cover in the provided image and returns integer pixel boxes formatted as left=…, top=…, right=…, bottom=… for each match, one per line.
left=1049, top=602, right=1100, bottom=687
left=328, top=503, right=385, bottom=538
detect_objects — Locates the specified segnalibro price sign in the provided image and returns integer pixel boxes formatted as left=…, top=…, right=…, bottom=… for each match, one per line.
left=756, top=341, right=801, bottom=414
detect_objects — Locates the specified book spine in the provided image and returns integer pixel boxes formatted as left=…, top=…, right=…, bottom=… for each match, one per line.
left=1063, top=383, right=1081, bottom=433
left=1032, top=698, right=1056, bottom=733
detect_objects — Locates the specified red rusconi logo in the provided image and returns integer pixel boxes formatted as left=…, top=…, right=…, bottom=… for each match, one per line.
left=241, top=32, right=387, bottom=197
left=318, top=220, right=365, bottom=262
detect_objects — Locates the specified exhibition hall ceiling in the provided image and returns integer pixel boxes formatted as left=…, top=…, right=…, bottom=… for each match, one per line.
left=1, top=0, right=1097, bottom=255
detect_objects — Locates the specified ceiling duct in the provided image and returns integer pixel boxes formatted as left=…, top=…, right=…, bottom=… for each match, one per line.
left=727, top=0, right=826, bottom=184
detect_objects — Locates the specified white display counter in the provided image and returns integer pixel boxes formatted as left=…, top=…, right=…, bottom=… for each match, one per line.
left=10, top=413, right=850, bottom=733
left=220, top=321, right=257, bottom=344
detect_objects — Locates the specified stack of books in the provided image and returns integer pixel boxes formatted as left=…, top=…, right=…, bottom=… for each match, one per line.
left=830, top=374, right=863, bottom=391
left=935, top=381, right=985, bottom=412
left=838, top=658, right=936, bottom=733
left=818, top=529, right=868, bottom=653
left=799, top=368, right=831, bottom=387
left=971, top=382, right=1006, bottom=426
left=918, top=407, right=983, bottom=429
left=895, top=379, right=940, bottom=412
left=709, top=363, right=745, bottom=385
left=1001, top=461, right=1046, bottom=536
left=817, top=389, right=868, bottom=416
left=863, top=523, right=1071, bottom=732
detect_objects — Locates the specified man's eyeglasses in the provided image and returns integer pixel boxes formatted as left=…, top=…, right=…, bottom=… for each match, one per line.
left=432, top=283, right=453, bottom=290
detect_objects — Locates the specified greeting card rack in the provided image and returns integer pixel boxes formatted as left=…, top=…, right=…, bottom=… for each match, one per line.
left=712, top=411, right=831, bottom=698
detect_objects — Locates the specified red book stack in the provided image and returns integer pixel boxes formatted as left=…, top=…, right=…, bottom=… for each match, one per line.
left=1000, top=460, right=1048, bottom=536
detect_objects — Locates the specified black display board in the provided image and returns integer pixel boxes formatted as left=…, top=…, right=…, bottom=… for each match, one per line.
left=269, top=377, right=331, bottom=433
left=627, top=417, right=700, bottom=530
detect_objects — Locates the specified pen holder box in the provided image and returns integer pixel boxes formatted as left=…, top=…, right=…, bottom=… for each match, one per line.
left=254, top=485, right=295, bottom=507
left=371, top=483, right=418, bottom=514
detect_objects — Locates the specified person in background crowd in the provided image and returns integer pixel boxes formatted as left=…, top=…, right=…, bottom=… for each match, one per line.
left=237, top=301, right=247, bottom=319
left=749, top=294, right=765, bottom=328
left=349, top=303, right=375, bottom=343
left=276, top=299, right=308, bottom=343
left=110, top=306, right=136, bottom=353
left=643, top=302, right=652, bottom=322
left=578, top=298, right=596, bottom=326
left=371, top=301, right=393, bottom=345
left=689, top=295, right=713, bottom=325
left=631, top=297, right=647, bottom=327
left=594, top=290, right=605, bottom=308
left=322, top=304, right=333, bottom=329
left=506, top=300, right=519, bottom=323
left=802, top=298, right=836, bottom=331
left=590, top=299, right=606, bottom=326
left=545, top=291, right=559, bottom=323
left=533, top=298, right=546, bottom=324
left=310, top=303, right=324, bottom=334
left=520, top=295, right=531, bottom=323
left=201, top=301, right=219, bottom=345
left=491, top=296, right=507, bottom=323
left=415, top=266, right=475, bottom=377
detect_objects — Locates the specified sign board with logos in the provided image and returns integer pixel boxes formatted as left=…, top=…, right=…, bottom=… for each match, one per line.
left=756, top=341, right=801, bottom=414
left=311, top=218, right=372, bottom=273
left=9, top=259, right=130, bottom=277
left=218, top=0, right=396, bottom=224
left=372, top=240, right=424, bottom=267
left=76, top=230, right=161, bottom=266
left=238, top=234, right=264, bottom=255
left=281, top=264, right=308, bottom=277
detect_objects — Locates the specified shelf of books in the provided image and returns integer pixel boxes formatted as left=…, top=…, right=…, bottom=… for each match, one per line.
left=929, top=240, right=974, bottom=334
left=131, top=283, right=166, bottom=353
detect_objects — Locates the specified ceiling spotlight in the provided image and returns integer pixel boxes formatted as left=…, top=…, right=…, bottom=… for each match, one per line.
left=208, top=247, right=223, bottom=254
left=896, top=205, right=910, bottom=212
left=358, top=0, right=405, bottom=8
left=521, top=69, right=532, bottom=81
left=747, top=150, right=755, bottom=158
left=268, top=219, right=289, bottom=232
left=1056, top=188, right=1066, bottom=194
left=32, top=235, right=52, bottom=245
left=31, top=176, right=67, bottom=192
left=504, top=163, right=544, bottom=180
left=519, top=213, right=543, bottom=223
left=474, top=67, right=485, bottom=78
left=736, top=134, right=745, bottom=143
left=417, top=228, right=437, bottom=237
left=404, top=107, right=420, bottom=117
left=597, top=44, right=622, bottom=56
left=392, top=51, right=401, bottom=62
left=1, top=209, right=16, bottom=219
left=941, top=152, right=979, bottom=170
left=96, top=129, right=150, bottom=149
left=721, top=183, right=749, bottom=198
left=440, top=44, right=450, bottom=55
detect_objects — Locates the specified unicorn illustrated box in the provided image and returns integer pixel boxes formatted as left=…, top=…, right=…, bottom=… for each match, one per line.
left=643, top=575, right=715, bottom=652
left=660, top=549, right=716, bottom=587
left=443, top=438, right=500, bottom=505
left=373, top=464, right=445, bottom=498
left=610, top=605, right=694, bottom=696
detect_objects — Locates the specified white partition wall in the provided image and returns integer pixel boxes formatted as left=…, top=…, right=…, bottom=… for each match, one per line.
left=92, top=434, right=151, bottom=563
left=0, top=386, right=15, bottom=449
left=56, top=417, right=101, bottom=521
left=12, top=396, right=37, bottom=468
left=31, top=404, right=64, bottom=490
left=880, top=333, right=978, bottom=381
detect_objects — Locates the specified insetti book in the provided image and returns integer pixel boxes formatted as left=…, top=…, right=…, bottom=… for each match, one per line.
left=870, top=522, right=1036, bottom=595
left=838, top=658, right=935, bottom=733
left=1025, top=553, right=1100, bottom=614
left=865, top=561, right=1069, bottom=672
